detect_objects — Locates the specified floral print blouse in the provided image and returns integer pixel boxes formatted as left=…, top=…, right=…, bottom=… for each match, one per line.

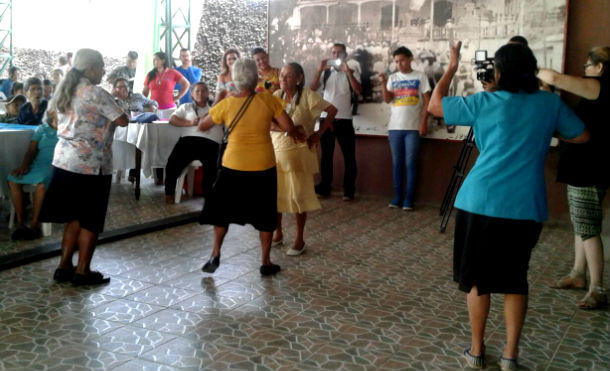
left=52, top=77, right=124, bottom=175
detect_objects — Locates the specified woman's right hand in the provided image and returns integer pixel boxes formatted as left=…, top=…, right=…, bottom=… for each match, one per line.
left=11, top=165, right=29, bottom=178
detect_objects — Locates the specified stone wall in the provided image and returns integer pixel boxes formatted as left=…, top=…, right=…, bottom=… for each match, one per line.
left=192, top=0, right=267, bottom=94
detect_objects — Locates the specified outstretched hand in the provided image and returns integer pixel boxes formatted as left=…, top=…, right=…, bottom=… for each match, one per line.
left=448, top=41, right=462, bottom=71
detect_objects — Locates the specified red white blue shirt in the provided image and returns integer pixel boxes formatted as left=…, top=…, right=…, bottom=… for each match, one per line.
left=386, top=71, right=431, bottom=130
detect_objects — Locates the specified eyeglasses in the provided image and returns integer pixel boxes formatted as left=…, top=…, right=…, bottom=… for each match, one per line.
left=583, top=63, right=595, bottom=69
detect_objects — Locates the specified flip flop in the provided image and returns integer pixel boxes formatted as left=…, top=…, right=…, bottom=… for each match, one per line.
left=53, top=267, right=76, bottom=283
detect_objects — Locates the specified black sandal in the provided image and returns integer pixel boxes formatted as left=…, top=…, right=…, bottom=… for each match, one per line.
left=72, top=271, right=110, bottom=286
left=260, top=264, right=281, bottom=276
left=202, top=255, right=220, bottom=273
left=53, top=267, right=76, bottom=283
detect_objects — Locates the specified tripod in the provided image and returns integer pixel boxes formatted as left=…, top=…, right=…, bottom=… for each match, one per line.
left=439, top=127, right=475, bottom=232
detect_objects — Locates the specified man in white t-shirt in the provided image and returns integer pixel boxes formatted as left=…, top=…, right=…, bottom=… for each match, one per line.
left=310, top=43, right=362, bottom=200
left=380, top=46, right=431, bottom=210
left=164, top=82, right=223, bottom=203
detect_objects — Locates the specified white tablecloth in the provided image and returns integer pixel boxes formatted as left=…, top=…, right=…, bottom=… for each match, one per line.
left=112, top=121, right=189, bottom=177
left=0, top=128, right=35, bottom=199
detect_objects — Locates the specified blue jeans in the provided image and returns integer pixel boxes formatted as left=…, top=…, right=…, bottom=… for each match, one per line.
left=388, top=130, right=420, bottom=207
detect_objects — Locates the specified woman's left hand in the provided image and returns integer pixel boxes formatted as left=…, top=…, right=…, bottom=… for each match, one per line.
left=10, top=165, right=29, bottom=178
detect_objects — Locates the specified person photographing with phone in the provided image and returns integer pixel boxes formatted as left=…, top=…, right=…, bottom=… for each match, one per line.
left=310, top=43, right=361, bottom=201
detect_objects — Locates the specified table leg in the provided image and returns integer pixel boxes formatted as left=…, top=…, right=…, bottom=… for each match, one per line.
left=135, top=148, right=142, bottom=200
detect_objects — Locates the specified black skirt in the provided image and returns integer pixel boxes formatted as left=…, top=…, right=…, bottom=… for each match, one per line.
left=453, top=209, right=542, bottom=295
left=38, top=166, right=112, bottom=233
left=199, top=166, right=277, bottom=232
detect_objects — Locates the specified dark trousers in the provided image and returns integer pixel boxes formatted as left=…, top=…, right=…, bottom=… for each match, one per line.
left=318, top=118, right=357, bottom=197
left=164, top=136, right=219, bottom=197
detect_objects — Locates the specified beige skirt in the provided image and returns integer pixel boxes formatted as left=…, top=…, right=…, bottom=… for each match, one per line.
left=275, top=145, right=321, bottom=214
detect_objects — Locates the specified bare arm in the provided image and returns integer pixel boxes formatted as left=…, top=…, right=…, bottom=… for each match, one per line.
left=309, top=60, right=328, bottom=91
left=174, top=77, right=190, bottom=102
left=419, top=91, right=431, bottom=136
left=197, top=114, right=216, bottom=132
left=560, top=128, right=590, bottom=144
left=113, top=113, right=129, bottom=127
left=169, top=113, right=197, bottom=127
left=308, top=103, right=337, bottom=148
left=380, top=73, right=393, bottom=103
left=537, top=68, right=601, bottom=100
left=428, top=42, right=462, bottom=117
left=10, top=141, right=38, bottom=178
left=142, top=84, right=150, bottom=98
left=342, top=62, right=362, bottom=95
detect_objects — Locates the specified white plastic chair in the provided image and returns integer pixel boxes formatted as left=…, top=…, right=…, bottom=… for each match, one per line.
left=174, top=160, right=202, bottom=204
left=8, top=184, right=52, bottom=237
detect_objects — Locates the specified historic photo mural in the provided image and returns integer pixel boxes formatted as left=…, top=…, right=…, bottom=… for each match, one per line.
left=269, top=0, right=567, bottom=140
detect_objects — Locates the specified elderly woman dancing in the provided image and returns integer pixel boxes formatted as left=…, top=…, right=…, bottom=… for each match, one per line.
left=271, top=62, right=337, bottom=255
left=198, top=58, right=304, bottom=275
left=39, top=48, right=129, bottom=285
left=429, top=42, right=588, bottom=370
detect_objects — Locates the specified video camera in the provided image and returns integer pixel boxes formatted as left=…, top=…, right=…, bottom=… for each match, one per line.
left=474, top=50, right=494, bottom=82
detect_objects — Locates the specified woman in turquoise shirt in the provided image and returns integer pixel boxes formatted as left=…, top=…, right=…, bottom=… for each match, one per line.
left=429, top=42, right=589, bottom=371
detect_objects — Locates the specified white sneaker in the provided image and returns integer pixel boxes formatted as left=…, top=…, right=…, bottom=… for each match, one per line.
left=286, top=243, right=306, bottom=256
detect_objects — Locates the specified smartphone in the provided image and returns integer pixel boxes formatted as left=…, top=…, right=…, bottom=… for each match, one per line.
left=475, top=50, right=487, bottom=62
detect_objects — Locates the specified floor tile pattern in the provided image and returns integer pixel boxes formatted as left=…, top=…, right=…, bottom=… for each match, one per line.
left=0, top=195, right=608, bottom=370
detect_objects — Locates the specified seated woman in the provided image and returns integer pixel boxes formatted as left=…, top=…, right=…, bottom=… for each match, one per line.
left=8, top=106, right=59, bottom=240
left=18, top=77, right=47, bottom=125
left=113, top=77, right=158, bottom=115
left=165, top=82, right=223, bottom=203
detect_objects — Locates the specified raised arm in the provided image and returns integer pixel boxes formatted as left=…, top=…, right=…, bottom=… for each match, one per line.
left=379, top=73, right=394, bottom=103
left=537, top=68, right=601, bottom=100
left=428, top=41, right=462, bottom=117
left=310, top=59, right=328, bottom=91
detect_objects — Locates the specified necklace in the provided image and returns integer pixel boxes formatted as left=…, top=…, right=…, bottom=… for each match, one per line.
left=155, top=69, right=166, bottom=85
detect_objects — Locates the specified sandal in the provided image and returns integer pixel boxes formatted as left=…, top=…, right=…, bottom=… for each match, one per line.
left=202, top=255, right=220, bottom=273
left=577, top=287, right=609, bottom=309
left=72, top=271, right=110, bottom=286
left=53, top=267, right=76, bottom=283
left=260, top=264, right=281, bottom=276
left=463, top=347, right=485, bottom=369
left=498, top=356, right=518, bottom=371
left=550, top=270, right=586, bottom=290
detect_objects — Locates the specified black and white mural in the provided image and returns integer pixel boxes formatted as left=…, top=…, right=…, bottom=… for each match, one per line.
left=268, top=0, right=567, bottom=140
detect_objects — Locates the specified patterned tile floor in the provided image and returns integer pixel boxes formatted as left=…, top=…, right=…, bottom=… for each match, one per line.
left=0, top=176, right=202, bottom=258
left=0, top=195, right=608, bottom=371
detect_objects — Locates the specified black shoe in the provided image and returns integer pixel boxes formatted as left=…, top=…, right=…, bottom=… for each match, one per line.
left=10, top=227, right=29, bottom=241
left=22, top=227, right=41, bottom=240
left=260, top=264, right=281, bottom=276
left=53, top=267, right=76, bottom=283
left=72, top=271, right=110, bottom=286
left=202, top=255, right=220, bottom=273
left=314, top=184, right=330, bottom=198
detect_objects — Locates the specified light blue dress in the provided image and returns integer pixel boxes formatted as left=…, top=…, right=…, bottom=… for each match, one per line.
left=7, top=123, right=58, bottom=188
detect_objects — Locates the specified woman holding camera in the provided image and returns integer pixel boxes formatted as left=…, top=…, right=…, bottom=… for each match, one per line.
left=538, top=46, right=610, bottom=309
left=429, top=42, right=588, bottom=370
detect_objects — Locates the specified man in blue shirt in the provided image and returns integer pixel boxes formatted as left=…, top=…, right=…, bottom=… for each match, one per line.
left=0, top=67, right=20, bottom=99
left=175, top=48, right=202, bottom=105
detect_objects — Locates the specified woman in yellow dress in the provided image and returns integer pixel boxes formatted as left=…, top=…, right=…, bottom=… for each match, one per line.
left=271, top=62, right=337, bottom=255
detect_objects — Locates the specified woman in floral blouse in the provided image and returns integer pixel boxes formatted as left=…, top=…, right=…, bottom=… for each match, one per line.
left=39, top=48, right=129, bottom=286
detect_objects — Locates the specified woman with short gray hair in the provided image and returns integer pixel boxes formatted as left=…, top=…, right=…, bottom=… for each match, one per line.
left=197, top=58, right=305, bottom=276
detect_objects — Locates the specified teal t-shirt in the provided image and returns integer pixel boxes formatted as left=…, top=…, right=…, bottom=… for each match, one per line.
left=442, top=90, right=584, bottom=222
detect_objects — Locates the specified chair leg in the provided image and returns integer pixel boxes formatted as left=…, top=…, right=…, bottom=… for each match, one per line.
left=174, top=168, right=188, bottom=204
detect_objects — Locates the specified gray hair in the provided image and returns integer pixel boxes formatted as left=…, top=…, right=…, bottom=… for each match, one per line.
left=53, top=48, right=104, bottom=113
left=232, top=58, right=258, bottom=91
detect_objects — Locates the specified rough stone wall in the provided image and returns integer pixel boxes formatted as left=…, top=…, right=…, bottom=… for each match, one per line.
left=1, top=47, right=122, bottom=92
left=192, top=0, right=267, bottom=95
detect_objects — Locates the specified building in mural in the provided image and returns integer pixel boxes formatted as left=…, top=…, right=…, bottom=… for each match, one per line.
left=269, top=0, right=567, bottom=139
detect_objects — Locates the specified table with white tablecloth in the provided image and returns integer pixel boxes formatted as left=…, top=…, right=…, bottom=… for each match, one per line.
left=112, top=120, right=191, bottom=199
left=0, top=124, right=36, bottom=199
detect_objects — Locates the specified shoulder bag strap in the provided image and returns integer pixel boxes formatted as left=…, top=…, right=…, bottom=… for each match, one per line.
left=223, top=92, right=255, bottom=142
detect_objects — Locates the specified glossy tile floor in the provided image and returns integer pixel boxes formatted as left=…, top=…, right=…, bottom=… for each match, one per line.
left=0, top=195, right=608, bottom=371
